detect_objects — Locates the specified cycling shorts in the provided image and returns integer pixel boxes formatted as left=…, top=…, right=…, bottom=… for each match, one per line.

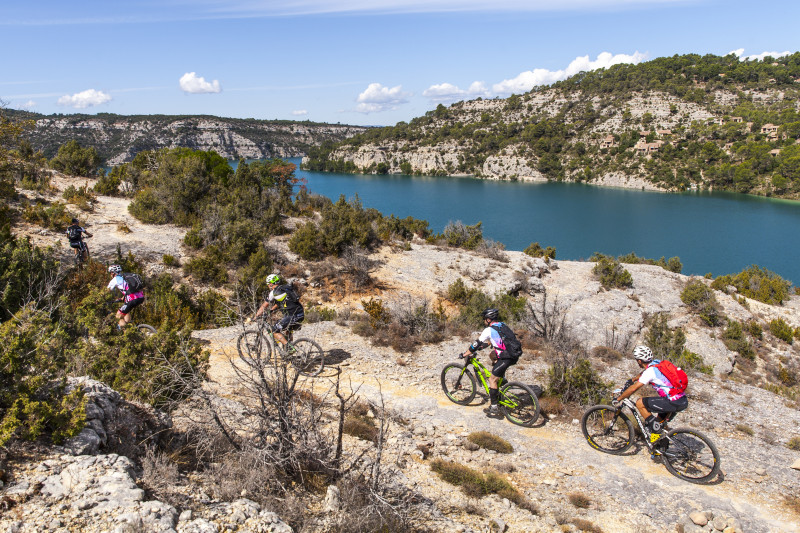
left=275, top=313, right=304, bottom=333
left=643, top=395, right=688, bottom=415
left=491, top=357, right=517, bottom=379
left=69, top=241, right=85, bottom=249
left=119, top=297, right=144, bottom=315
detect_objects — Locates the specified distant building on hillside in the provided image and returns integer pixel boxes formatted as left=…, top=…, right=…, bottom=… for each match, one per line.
left=730, top=116, right=743, bottom=123
left=761, top=123, right=779, bottom=134
left=656, top=129, right=672, bottom=136
left=600, top=135, right=616, bottom=149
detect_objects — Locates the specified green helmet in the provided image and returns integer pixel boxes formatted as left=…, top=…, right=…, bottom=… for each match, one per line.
left=266, top=273, right=281, bottom=284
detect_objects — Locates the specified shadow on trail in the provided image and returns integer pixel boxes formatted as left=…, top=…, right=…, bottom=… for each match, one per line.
left=325, top=348, right=351, bottom=365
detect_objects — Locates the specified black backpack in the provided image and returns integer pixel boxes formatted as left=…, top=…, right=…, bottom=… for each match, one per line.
left=67, top=225, right=82, bottom=241
left=491, top=323, right=523, bottom=360
left=122, top=272, right=144, bottom=294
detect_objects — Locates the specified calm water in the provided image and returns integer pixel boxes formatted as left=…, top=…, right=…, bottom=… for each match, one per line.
left=246, top=158, right=800, bottom=283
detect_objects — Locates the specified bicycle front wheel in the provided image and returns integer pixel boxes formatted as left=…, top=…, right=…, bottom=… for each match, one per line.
left=237, top=330, right=272, bottom=367
left=581, top=405, right=635, bottom=454
left=136, top=324, right=156, bottom=336
left=660, top=428, right=721, bottom=484
left=440, top=363, right=477, bottom=405
left=290, top=339, right=325, bottom=377
left=499, top=382, right=540, bottom=427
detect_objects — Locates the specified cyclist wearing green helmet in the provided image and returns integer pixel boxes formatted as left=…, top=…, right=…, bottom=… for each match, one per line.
left=255, top=273, right=305, bottom=349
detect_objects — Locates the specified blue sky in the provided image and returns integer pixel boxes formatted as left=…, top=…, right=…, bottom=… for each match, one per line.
left=1, top=0, right=798, bottom=126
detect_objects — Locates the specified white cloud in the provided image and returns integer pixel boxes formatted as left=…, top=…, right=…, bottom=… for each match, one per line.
left=57, top=89, right=112, bottom=108
left=730, top=48, right=791, bottom=61
left=179, top=72, right=222, bottom=94
left=18, top=100, right=36, bottom=110
left=355, top=82, right=411, bottom=113
left=493, top=51, right=648, bottom=95
left=423, top=80, right=491, bottom=104
left=291, top=109, right=308, bottom=116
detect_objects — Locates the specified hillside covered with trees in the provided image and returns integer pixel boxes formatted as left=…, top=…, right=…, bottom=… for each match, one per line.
left=304, top=52, right=800, bottom=200
left=7, top=109, right=368, bottom=167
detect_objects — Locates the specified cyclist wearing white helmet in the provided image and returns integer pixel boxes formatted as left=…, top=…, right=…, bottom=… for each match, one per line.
left=254, top=273, right=304, bottom=349
left=461, top=308, right=523, bottom=417
left=614, top=345, right=689, bottom=433
left=107, top=264, right=145, bottom=330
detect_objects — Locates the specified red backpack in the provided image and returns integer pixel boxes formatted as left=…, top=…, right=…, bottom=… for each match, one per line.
left=655, top=360, right=688, bottom=396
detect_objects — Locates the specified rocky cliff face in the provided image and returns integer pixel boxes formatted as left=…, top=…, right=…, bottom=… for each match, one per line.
left=20, top=112, right=368, bottom=165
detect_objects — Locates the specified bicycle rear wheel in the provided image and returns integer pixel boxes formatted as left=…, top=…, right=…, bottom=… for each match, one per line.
left=237, top=329, right=272, bottom=367
left=659, top=428, right=721, bottom=484
left=440, top=363, right=477, bottom=405
left=289, top=339, right=325, bottom=377
left=499, top=382, right=540, bottom=427
left=581, top=405, right=635, bottom=454
left=136, top=324, right=156, bottom=336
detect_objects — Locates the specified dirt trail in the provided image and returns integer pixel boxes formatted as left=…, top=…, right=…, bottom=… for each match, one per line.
left=194, top=322, right=800, bottom=533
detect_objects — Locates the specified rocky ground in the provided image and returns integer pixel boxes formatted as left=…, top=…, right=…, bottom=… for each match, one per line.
left=2, top=176, right=800, bottom=532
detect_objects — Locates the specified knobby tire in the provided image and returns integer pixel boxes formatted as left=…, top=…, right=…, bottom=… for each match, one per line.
left=440, top=363, right=477, bottom=405
left=659, top=427, right=721, bottom=484
left=288, top=338, right=325, bottom=377
left=581, top=405, right=635, bottom=454
left=237, top=329, right=273, bottom=368
left=136, top=324, right=156, bottom=336
left=499, top=382, right=540, bottom=427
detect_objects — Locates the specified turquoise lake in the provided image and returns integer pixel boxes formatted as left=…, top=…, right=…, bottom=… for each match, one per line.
left=249, top=158, right=800, bottom=284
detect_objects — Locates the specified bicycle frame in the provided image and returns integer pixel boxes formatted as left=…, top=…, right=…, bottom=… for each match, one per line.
left=617, top=398, right=672, bottom=453
left=461, top=356, right=515, bottom=407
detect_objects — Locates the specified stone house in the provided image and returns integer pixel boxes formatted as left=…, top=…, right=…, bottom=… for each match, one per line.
left=730, top=116, right=743, bottom=123
left=761, top=123, right=779, bottom=134
left=600, top=135, right=616, bottom=149
left=656, top=129, right=672, bottom=136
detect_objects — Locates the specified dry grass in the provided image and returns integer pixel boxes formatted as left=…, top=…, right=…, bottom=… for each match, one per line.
left=787, top=436, right=800, bottom=451
left=430, top=459, right=534, bottom=513
left=568, top=491, right=592, bottom=509
left=572, top=518, right=604, bottom=533
left=735, top=424, right=755, bottom=436
left=466, top=431, right=514, bottom=454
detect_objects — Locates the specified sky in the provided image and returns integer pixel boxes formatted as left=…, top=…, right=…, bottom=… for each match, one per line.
left=1, top=0, right=798, bottom=127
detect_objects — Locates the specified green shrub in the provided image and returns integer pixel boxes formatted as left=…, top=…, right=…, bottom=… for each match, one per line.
left=62, top=184, right=97, bottom=211
left=645, top=313, right=713, bottom=373
left=446, top=279, right=526, bottom=326
left=93, top=166, right=122, bottom=195
left=681, top=279, right=724, bottom=326
left=591, top=255, right=632, bottom=289
left=49, top=140, right=102, bottom=177
left=22, top=200, right=72, bottom=230
left=787, top=436, right=800, bottom=451
left=0, top=307, right=87, bottom=445
left=616, top=252, right=682, bottom=273
left=288, top=221, right=324, bottom=260
left=129, top=188, right=170, bottom=224
left=735, top=424, right=754, bottom=436
left=183, top=246, right=228, bottom=286
left=162, top=254, right=178, bottom=267
left=769, top=318, right=794, bottom=344
left=306, top=305, right=336, bottom=322
left=546, top=356, right=610, bottom=405
left=361, top=298, right=390, bottom=328
left=183, top=226, right=204, bottom=249
left=442, top=220, right=483, bottom=250
left=723, top=321, right=755, bottom=360
left=711, top=266, right=791, bottom=305
left=523, top=242, right=556, bottom=260
left=466, top=431, right=513, bottom=453
left=745, top=320, right=763, bottom=339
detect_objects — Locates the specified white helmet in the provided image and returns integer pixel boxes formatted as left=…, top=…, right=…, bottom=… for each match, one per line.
left=633, top=345, right=653, bottom=363
left=108, top=264, right=122, bottom=275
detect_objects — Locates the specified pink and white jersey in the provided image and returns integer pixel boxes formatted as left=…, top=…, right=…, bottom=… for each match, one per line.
left=107, top=275, right=144, bottom=302
left=639, top=362, right=685, bottom=401
left=478, top=322, right=507, bottom=352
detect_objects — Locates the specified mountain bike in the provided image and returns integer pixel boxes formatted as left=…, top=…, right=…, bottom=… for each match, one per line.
left=440, top=355, right=540, bottom=427
left=237, top=315, right=325, bottom=377
left=72, top=239, right=90, bottom=267
left=106, top=301, right=155, bottom=336
left=581, top=386, right=720, bottom=484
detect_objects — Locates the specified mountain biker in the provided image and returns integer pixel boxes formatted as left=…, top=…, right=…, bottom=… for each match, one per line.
left=107, top=264, right=145, bottom=330
left=613, top=345, right=688, bottom=434
left=461, top=308, right=520, bottom=417
left=66, top=218, right=92, bottom=260
left=254, top=273, right=304, bottom=351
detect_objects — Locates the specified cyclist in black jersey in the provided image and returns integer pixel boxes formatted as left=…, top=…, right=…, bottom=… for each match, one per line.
left=254, top=273, right=305, bottom=350
left=66, top=218, right=92, bottom=261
